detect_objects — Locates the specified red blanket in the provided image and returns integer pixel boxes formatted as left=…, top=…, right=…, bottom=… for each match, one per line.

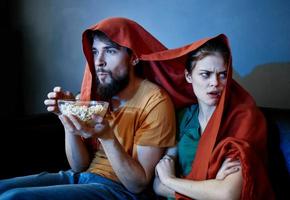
left=141, top=34, right=275, bottom=200
left=80, top=17, right=193, bottom=108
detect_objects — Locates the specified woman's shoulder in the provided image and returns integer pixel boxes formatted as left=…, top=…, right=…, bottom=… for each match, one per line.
left=177, top=104, right=198, bottom=115
left=176, top=104, right=199, bottom=121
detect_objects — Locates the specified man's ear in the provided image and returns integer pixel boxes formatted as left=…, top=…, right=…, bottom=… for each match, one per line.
left=130, top=55, right=139, bottom=66
left=132, top=58, right=139, bottom=66
left=185, top=70, right=192, bottom=83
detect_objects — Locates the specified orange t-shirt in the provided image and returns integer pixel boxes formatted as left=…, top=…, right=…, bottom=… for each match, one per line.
left=87, top=79, right=176, bottom=181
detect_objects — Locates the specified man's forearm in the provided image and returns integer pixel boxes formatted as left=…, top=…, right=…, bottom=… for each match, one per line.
left=65, top=131, right=91, bottom=172
left=99, top=136, right=151, bottom=193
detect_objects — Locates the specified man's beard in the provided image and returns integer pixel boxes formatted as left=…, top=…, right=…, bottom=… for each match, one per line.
left=96, top=70, right=129, bottom=101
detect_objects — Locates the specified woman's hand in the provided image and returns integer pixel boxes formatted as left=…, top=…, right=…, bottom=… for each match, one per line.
left=44, top=86, right=75, bottom=114
left=155, top=154, right=176, bottom=184
left=216, top=158, right=241, bottom=180
left=153, top=172, right=176, bottom=198
left=58, top=114, right=114, bottom=140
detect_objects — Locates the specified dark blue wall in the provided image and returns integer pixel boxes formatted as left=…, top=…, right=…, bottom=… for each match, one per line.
left=8, top=0, right=290, bottom=113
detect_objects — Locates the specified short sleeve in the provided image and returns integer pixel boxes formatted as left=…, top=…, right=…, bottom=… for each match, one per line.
left=134, top=92, right=176, bottom=147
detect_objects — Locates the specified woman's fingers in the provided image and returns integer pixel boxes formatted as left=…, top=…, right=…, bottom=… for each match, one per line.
left=216, top=158, right=241, bottom=180
left=223, top=165, right=240, bottom=175
left=222, top=158, right=240, bottom=168
left=163, top=154, right=174, bottom=160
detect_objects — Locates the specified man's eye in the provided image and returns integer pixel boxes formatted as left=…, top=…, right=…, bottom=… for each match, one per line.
left=106, top=49, right=117, bottom=54
left=92, top=50, right=98, bottom=55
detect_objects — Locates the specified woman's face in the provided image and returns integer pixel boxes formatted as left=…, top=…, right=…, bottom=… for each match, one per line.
left=185, top=54, right=227, bottom=107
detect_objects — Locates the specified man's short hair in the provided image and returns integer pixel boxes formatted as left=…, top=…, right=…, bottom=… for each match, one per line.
left=91, top=30, right=132, bottom=55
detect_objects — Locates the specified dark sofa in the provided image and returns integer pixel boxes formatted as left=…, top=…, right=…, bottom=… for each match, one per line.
left=0, top=113, right=70, bottom=179
left=0, top=107, right=289, bottom=199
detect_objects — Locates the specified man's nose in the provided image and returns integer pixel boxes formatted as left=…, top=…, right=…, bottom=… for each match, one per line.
left=94, top=53, right=106, bottom=67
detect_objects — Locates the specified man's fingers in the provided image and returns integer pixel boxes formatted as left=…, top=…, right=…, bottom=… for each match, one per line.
left=47, top=91, right=71, bottom=100
left=92, top=114, right=103, bottom=121
left=59, top=115, right=76, bottom=132
left=44, top=99, right=56, bottom=106
left=47, top=87, right=75, bottom=102
left=47, top=92, right=57, bottom=99
left=47, top=106, right=57, bottom=112
left=68, top=114, right=83, bottom=131
left=65, top=91, right=74, bottom=98
left=53, top=86, right=62, bottom=92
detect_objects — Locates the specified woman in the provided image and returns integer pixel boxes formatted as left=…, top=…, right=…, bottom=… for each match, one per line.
left=141, top=34, right=275, bottom=200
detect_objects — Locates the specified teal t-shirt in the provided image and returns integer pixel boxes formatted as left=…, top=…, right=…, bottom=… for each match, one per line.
left=177, top=104, right=201, bottom=177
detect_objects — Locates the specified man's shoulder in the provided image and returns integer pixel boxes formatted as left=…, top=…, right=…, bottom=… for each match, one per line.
left=140, top=79, right=170, bottom=98
left=132, top=79, right=173, bottom=109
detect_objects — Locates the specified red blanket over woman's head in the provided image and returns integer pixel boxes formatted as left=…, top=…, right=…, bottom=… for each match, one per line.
left=141, top=34, right=275, bottom=199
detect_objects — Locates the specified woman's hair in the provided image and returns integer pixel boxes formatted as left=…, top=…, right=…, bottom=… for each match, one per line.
left=186, top=38, right=230, bottom=73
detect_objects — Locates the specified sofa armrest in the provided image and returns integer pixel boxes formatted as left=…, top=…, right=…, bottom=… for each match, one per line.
left=0, top=113, right=69, bottom=179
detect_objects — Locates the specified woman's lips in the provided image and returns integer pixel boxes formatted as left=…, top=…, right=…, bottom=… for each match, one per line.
left=207, top=91, right=221, bottom=99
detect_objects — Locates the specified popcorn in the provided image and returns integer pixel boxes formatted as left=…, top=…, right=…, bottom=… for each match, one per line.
left=58, top=100, right=108, bottom=123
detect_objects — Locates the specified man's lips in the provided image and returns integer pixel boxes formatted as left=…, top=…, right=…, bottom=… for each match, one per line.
left=97, top=72, right=109, bottom=76
left=97, top=72, right=109, bottom=75
left=97, top=72, right=109, bottom=80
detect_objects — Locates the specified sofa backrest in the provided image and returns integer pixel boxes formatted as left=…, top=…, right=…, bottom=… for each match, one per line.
left=260, top=107, right=290, bottom=199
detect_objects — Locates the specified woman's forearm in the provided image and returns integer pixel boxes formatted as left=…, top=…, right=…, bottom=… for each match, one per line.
left=163, top=171, right=242, bottom=200
left=153, top=176, right=175, bottom=198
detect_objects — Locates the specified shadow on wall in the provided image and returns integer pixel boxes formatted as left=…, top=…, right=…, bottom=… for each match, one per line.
left=233, top=62, right=290, bottom=109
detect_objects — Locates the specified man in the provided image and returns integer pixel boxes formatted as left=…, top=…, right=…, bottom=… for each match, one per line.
left=0, top=18, right=176, bottom=200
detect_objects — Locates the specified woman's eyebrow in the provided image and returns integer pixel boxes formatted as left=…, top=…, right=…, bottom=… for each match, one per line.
left=199, top=69, right=212, bottom=72
left=218, top=70, right=227, bottom=74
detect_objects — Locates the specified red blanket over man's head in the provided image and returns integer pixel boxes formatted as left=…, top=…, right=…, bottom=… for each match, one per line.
left=80, top=17, right=192, bottom=106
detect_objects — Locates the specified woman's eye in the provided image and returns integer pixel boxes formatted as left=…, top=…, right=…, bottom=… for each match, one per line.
left=200, top=73, right=210, bottom=78
left=219, top=72, right=227, bottom=79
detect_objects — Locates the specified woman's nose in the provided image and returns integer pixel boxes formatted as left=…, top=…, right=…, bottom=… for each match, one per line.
left=210, top=75, right=219, bottom=86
